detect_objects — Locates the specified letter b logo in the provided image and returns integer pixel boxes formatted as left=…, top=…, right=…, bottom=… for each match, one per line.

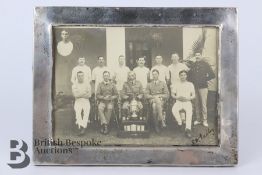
left=7, top=140, right=30, bottom=168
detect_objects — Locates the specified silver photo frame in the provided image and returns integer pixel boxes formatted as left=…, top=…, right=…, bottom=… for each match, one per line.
left=33, top=7, right=238, bottom=166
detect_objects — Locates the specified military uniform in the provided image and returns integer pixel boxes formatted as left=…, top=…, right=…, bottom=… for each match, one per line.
left=121, top=80, right=144, bottom=115
left=145, top=80, right=169, bottom=131
left=92, top=66, right=113, bottom=93
left=188, top=60, right=215, bottom=125
left=96, top=81, right=118, bottom=125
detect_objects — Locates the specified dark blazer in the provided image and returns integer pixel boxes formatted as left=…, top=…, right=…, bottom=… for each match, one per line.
left=188, top=60, right=215, bottom=89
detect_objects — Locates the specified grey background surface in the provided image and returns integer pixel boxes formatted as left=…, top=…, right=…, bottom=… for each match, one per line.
left=0, top=0, right=261, bottom=174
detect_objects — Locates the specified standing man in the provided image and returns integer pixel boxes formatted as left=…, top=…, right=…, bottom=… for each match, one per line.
left=171, top=70, right=195, bottom=138
left=92, top=56, right=112, bottom=93
left=71, top=57, right=91, bottom=84
left=96, top=71, right=118, bottom=134
left=168, top=53, right=189, bottom=87
left=114, top=55, right=130, bottom=92
left=146, top=69, right=169, bottom=133
left=121, top=71, right=144, bottom=118
left=133, top=57, right=150, bottom=90
left=188, top=53, right=215, bottom=127
left=72, top=71, right=91, bottom=135
left=150, top=55, right=170, bottom=84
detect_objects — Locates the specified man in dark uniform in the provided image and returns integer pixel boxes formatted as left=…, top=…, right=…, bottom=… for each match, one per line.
left=121, top=71, right=144, bottom=118
left=96, top=71, right=118, bottom=134
left=188, top=53, right=215, bottom=127
left=146, top=69, right=169, bottom=133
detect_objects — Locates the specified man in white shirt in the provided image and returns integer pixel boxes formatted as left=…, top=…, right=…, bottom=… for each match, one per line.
left=72, top=71, right=91, bottom=136
left=168, top=53, right=189, bottom=87
left=171, top=70, right=195, bottom=138
left=71, top=57, right=91, bottom=84
left=133, top=57, right=150, bottom=90
left=57, top=30, right=73, bottom=57
left=92, top=56, right=112, bottom=93
left=113, top=55, right=130, bottom=92
left=150, top=55, right=170, bottom=84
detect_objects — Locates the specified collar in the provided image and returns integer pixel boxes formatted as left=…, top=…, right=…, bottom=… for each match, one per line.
left=195, top=60, right=203, bottom=64
left=180, top=80, right=187, bottom=83
left=62, top=40, right=70, bottom=43
left=128, top=80, right=136, bottom=85
left=153, top=80, right=159, bottom=84
left=103, top=81, right=110, bottom=85
left=77, top=81, right=84, bottom=84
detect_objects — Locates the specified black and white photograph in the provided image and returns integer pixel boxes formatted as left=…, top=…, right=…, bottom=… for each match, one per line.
left=52, top=26, right=219, bottom=146
left=32, top=7, right=238, bottom=166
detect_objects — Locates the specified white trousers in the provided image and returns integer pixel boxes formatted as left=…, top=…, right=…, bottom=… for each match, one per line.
left=74, top=98, right=90, bottom=128
left=172, top=101, right=193, bottom=130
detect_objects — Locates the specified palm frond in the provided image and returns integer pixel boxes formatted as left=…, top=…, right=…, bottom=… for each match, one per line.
left=191, top=28, right=207, bottom=55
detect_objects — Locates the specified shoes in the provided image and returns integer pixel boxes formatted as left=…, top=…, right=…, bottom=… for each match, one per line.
left=203, top=120, right=209, bottom=127
left=194, top=120, right=209, bottom=127
left=100, top=124, right=109, bottom=135
left=185, top=129, right=192, bottom=138
left=194, top=120, right=201, bottom=125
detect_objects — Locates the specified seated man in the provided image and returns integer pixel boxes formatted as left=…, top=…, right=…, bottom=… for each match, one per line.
left=96, top=71, right=118, bottom=134
left=121, top=71, right=144, bottom=118
left=72, top=71, right=91, bottom=136
left=146, top=69, right=169, bottom=133
left=171, top=70, right=195, bottom=138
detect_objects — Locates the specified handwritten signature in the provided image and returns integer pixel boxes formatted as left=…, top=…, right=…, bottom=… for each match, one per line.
left=191, top=128, right=215, bottom=145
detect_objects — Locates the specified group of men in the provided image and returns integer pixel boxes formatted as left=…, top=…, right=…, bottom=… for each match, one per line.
left=71, top=53, right=215, bottom=137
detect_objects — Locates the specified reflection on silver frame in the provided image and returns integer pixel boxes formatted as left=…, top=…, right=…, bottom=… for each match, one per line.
left=33, top=7, right=238, bottom=166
